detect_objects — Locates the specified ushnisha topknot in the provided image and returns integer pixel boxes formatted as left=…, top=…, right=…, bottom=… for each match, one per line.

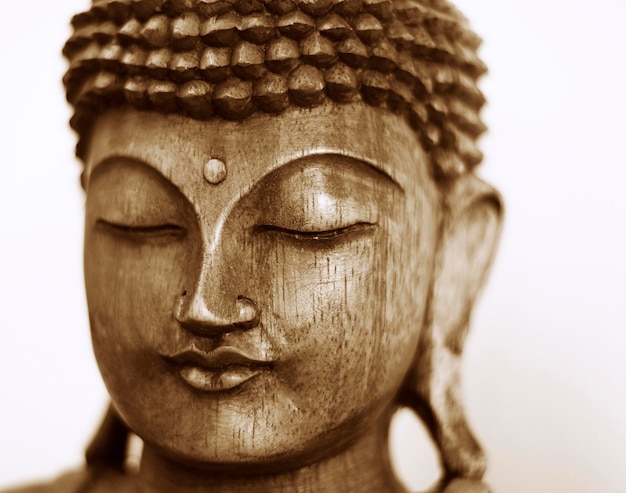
left=63, top=0, right=487, bottom=179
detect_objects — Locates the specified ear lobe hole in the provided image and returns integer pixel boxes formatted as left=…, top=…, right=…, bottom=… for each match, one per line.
left=389, top=408, right=440, bottom=491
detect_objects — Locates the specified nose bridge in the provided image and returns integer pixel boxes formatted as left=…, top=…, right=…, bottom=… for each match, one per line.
left=176, top=209, right=259, bottom=334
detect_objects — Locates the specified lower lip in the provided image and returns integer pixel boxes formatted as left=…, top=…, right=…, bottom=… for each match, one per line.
left=179, top=366, right=262, bottom=392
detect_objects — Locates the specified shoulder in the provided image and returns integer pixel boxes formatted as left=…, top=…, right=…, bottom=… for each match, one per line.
left=1, top=468, right=132, bottom=493
left=1, top=470, right=88, bottom=493
left=439, top=479, right=492, bottom=493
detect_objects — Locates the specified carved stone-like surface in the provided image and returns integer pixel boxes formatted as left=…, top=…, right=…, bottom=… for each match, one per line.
left=238, top=13, right=276, bottom=43
left=59, top=105, right=499, bottom=493
left=63, top=0, right=487, bottom=179
left=253, top=72, right=289, bottom=112
left=54, top=2, right=500, bottom=493
left=203, top=157, right=228, bottom=183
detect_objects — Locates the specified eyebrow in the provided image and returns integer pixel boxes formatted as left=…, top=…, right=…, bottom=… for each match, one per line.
left=87, top=155, right=161, bottom=187
left=284, top=153, right=405, bottom=194
left=89, top=151, right=405, bottom=200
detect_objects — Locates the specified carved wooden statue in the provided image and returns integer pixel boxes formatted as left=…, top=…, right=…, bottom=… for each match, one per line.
left=8, top=0, right=502, bottom=492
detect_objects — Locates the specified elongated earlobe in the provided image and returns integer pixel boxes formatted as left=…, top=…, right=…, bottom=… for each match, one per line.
left=400, top=174, right=503, bottom=484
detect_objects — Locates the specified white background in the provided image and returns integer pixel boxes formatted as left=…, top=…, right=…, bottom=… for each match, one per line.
left=1, top=1, right=625, bottom=492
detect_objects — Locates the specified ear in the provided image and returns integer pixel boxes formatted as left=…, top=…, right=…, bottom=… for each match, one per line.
left=400, top=174, right=503, bottom=482
left=432, top=174, right=503, bottom=355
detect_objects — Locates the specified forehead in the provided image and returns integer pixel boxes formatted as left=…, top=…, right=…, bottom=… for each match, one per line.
left=86, top=103, right=435, bottom=203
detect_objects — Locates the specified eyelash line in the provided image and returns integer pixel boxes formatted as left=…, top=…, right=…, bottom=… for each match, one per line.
left=96, top=219, right=186, bottom=236
left=96, top=219, right=375, bottom=241
left=254, top=222, right=376, bottom=240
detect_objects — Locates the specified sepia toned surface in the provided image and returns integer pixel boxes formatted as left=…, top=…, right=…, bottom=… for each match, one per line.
left=5, top=0, right=501, bottom=491
left=75, top=101, right=501, bottom=492
left=2, top=1, right=626, bottom=493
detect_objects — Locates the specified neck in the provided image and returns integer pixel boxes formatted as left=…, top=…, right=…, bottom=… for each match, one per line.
left=128, top=414, right=407, bottom=493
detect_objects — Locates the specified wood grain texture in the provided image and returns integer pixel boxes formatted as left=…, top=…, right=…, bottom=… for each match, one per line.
left=31, top=1, right=502, bottom=491
left=63, top=0, right=487, bottom=178
left=62, top=103, right=500, bottom=492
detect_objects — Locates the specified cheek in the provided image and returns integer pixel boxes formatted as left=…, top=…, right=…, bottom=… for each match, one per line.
left=267, top=238, right=382, bottom=353
left=83, top=231, right=191, bottom=354
left=259, top=221, right=433, bottom=417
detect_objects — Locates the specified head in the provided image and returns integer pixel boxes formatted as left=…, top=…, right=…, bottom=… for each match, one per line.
left=65, top=0, right=502, bottom=484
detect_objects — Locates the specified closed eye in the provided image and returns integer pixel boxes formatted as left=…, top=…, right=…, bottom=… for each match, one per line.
left=254, top=222, right=376, bottom=240
left=96, top=219, right=186, bottom=239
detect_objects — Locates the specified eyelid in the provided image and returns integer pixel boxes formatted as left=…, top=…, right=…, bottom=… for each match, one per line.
left=254, top=222, right=376, bottom=240
left=95, top=219, right=186, bottom=237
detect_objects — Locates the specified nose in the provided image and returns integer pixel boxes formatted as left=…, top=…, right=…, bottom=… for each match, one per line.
left=174, top=246, right=260, bottom=336
left=175, top=200, right=260, bottom=337
left=176, top=291, right=260, bottom=336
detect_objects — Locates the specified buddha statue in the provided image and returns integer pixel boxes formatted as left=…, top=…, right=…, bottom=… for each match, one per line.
left=6, top=0, right=502, bottom=492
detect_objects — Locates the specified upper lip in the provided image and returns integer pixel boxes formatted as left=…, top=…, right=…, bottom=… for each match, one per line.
left=164, top=346, right=274, bottom=370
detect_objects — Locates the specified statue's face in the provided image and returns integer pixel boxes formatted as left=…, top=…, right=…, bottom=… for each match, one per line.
left=84, top=104, right=440, bottom=468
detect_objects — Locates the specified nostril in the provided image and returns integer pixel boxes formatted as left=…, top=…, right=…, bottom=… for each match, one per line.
left=175, top=291, right=260, bottom=334
left=235, top=296, right=260, bottom=327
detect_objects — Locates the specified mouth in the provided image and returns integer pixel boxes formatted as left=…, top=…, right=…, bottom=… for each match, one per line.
left=164, top=346, right=274, bottom=392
